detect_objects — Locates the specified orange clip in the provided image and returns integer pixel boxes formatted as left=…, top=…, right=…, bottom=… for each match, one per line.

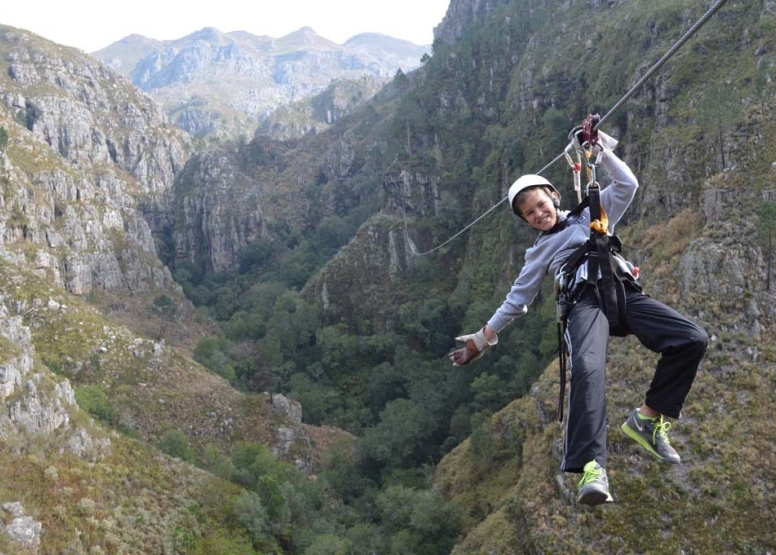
left=589, top=205, right=609, bottom=235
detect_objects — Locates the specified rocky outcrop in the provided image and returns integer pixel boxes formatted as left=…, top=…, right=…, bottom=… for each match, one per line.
left=302, top=214, right=415, bottom=332
left=272, top=393, right=303, bottom=423
left=3, top=28, right=189, bottom=199
left=171, top=127, right=374, bottom=274
left=0, top=298, right=110, bottom=460
left=2, top=502, right=42, bottom=553
left=171, top=146, right=270, bottom=273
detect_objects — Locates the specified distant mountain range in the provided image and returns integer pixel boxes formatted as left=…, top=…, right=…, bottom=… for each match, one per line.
left=92, top=26, right=430, bottom=140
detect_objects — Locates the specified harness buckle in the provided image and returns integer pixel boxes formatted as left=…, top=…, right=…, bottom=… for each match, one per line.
left=555, top=268, right=573, bottom=324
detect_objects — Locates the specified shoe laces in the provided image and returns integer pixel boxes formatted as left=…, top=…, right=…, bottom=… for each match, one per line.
left=653, top=417, right=672, bottom=445
left=579, top=464, right=603, bottom=487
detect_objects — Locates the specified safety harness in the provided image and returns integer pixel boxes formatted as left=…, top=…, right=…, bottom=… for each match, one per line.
left=553, top=119, right=640, bottom=422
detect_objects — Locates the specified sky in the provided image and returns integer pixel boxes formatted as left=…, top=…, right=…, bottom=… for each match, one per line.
left=1, top=0, right=451, bottom=52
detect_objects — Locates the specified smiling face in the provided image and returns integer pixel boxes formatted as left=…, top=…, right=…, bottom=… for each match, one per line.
left=515, top=187, right=560, bottom=231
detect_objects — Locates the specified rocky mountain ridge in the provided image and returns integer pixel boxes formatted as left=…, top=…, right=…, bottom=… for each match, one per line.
left=92, top=26, right=430, bottom=139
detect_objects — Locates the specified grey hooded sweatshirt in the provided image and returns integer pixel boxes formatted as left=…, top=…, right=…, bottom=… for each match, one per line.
left=487, top=150, right=639, bottom=333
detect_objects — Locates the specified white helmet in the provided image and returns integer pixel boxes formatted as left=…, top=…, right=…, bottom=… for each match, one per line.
left=507, top=174, right=560, bottom=215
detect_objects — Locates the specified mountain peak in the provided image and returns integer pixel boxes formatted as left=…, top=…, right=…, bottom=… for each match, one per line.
left=178, top=27, right=234, bottom=46
left=344, top=33, right=426, bottom=48
left=275, top=26, right=340, bottom=51
left=93, top=33, right=161, bottom=53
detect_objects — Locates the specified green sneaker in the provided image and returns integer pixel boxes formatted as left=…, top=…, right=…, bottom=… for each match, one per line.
left=621, top=409, right=681, bottom=464
left=577, top=460, right=613, bottom=506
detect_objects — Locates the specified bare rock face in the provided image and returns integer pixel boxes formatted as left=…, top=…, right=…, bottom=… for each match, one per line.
left=171, top=122, right=382, bottom=275
left=0, top=26, right=191, bottom=298
left=302, top=214, right=415, bottom=333
left=2, top=502, right=42, bottom=553
left=5, top=33, right=189, bottom=196
left=171, top=146, right=270, bottom=274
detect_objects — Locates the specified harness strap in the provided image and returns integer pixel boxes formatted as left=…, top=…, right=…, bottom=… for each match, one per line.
left=558, top=321, right=566, bottom=422
left=588, top=184, right=627, bottom=335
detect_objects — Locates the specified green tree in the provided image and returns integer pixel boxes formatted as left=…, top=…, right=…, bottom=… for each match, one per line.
left=758, top=201, right=776, bottom=290
left=365, top=362, right=407, bottom=417
left=541, top=107, right=570, bottom=154
left=360, top=399, right=434, bottom=470
left=319, top=438, right=373, bottom=503
left=238, top=239, right=274, bottom=274
left=304, top=535, right=352, bottom=555
left=193, top=336, right=236, bottom=382
left=469, top=410, right=494, bottom=466
left=287, top=374, right=343, bottom=425
left=345, top=523, right=387, bottom=555
left=231, top=442, right=286, bottom=488
left=270, top=290, right=320, bottom=362
left=202, top=443, right=235, bottom=479
left=257, top=475, right=289, bottom=535
left=278, top=239, right=318, bottom=289
left=256, top=329, right=284, bottom=368
left=233, top=491, right=270, bottom=543
left=375, top=486, right=461, bottom=555
left=470, top=372, right=509, bottom=412
left=393, top=68, right=409, bottom=91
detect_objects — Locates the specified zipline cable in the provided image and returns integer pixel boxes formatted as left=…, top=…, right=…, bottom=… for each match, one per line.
left=399, top=150, right=568, bottom=256
left=401, top=0, right=730, bottom=257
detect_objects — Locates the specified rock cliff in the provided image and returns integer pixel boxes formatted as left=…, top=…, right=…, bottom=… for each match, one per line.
left=0, top=25, right=189, bottom=294
left=171, top=125, right=377, bottom=273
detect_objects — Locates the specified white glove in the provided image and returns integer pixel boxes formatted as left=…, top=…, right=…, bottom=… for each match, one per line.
left=449, top=328, right=498, bottom=366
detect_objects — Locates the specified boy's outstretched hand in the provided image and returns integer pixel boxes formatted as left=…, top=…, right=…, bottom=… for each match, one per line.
left=449, top=327, right=498, bottom=366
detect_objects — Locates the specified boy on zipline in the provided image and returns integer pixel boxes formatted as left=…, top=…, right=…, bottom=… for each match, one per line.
left=450, top=120, right=708, bottom=506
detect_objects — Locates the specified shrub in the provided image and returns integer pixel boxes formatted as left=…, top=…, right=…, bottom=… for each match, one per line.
left=233, top=491, right=269, bottom=541
left=155, top=429, right=194, bottom=463
left=74, top=385, right=116, bottom=424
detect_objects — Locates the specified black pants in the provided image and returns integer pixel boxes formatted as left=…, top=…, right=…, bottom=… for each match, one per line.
left=561, top=284, right=708, bottom=473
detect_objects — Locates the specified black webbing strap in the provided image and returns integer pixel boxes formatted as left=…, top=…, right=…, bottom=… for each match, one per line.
left=558, top=321, right=567, bottom=422
left=555, top=199, right=589, bottom=422
left=588, top=184, right=625, bottom=334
